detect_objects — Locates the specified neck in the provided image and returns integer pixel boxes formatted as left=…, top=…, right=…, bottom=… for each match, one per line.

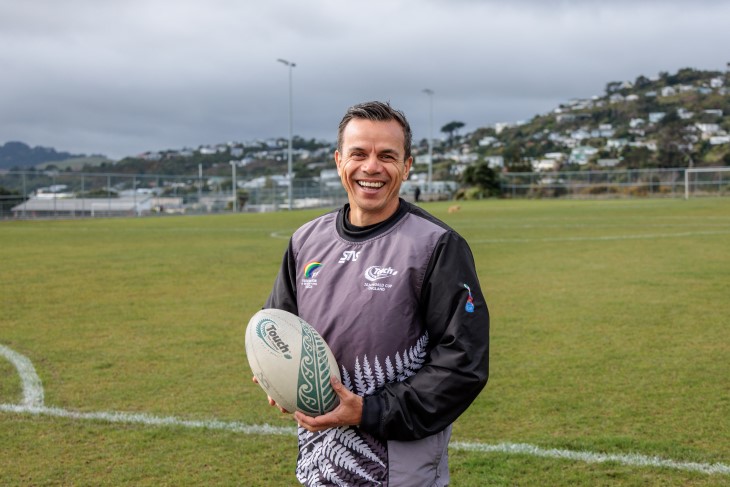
left=347, top=199, right=400, bottom=227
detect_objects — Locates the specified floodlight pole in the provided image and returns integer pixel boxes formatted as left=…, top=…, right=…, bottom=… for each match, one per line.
left=277, top=58, right=296, bottom=211
left=230, top=161, right=237, bottom=212
left=423, top=89, right=434, bottom=195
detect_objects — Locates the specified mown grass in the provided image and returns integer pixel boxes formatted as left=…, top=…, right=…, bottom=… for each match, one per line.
left=1, top=198, right=729, bottom=486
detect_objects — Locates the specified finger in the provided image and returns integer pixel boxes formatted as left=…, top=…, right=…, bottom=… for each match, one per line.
left=295, top=411, right=328, bottom=432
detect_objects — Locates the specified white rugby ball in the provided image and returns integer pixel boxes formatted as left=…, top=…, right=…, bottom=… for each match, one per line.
left=245, top=308, right=340, bottom=415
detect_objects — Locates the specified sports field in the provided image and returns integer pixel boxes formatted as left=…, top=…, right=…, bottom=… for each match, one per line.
left=1, top=197, right=729, bottom=486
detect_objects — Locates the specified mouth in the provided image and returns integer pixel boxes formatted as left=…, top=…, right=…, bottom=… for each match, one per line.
left=357, top=181, right=385, bottom=189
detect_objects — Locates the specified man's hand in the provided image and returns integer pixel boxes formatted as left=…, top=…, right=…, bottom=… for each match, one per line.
left=252, top=376, right=290, bottom=414
left=294, top=377, right=363, bottom=432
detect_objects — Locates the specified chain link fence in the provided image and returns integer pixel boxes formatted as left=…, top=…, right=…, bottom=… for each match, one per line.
left=1, top=167, right=728, bottom=220
left=501, top=167, right=730, bottom=199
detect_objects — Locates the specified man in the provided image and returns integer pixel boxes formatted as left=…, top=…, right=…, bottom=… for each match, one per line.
left=263, top=101, right=489, bottom=486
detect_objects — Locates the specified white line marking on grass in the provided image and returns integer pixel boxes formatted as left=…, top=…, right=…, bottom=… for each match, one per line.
left=2, top=344, right=729, bottom=476
left=0, top=404, right=296, bottom=436
left=450, top=442, right=730, bottom=476
left=0, top=344, right=44, bottom=408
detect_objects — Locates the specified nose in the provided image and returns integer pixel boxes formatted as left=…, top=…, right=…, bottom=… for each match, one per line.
left=360, top=154, right=383, bottom=174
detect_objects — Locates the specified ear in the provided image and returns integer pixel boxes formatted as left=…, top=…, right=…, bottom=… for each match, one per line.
left=334, top=150, right=342, bottom=176
left=402, top=156, right=413, bottom=181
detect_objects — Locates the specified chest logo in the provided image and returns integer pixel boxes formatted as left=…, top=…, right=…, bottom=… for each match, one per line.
left=363, top=266, right=399, bottom=292
left=301, top=260, right=322, bottom=289
left=365, top=266, right=398, bottom=282
left=338, top=250, right=361, bottom=264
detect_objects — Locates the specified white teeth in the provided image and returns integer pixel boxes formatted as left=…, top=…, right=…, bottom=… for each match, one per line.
left=358, top=181, right=384, bottom=188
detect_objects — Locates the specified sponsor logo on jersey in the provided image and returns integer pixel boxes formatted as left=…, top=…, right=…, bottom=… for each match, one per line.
left=338, top=250, right=361, bottom=264
left=304, top=261, right=322, bottom=278
left=301, top=260, right=322, bottom=289
left=364, top=266, right=398, bottom=282
left=363, top=265, right=398, bottom=292
left=463, top=283, right=475, bottom=313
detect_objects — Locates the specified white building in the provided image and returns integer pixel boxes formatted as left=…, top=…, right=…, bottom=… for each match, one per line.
left=569, top=146, right=599, bottom=165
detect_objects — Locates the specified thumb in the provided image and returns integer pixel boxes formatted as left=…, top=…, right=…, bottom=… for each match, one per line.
left=330, top=376, right=347, bottom=396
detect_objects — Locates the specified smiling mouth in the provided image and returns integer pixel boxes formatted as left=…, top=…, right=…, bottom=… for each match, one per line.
left=357, top=181, right=385, bottom=189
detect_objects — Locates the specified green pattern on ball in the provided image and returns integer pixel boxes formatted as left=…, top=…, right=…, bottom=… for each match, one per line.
left=296, top=321, right=337, bottom=415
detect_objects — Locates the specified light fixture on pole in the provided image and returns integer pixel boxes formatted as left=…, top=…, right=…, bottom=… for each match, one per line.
left=277, top=58, right=296, bottom=210
left=422, top=88, right=434, bottom=195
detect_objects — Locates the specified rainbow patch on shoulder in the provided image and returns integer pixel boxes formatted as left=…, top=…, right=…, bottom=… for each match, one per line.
left=303, top=261, right=322, bottom=278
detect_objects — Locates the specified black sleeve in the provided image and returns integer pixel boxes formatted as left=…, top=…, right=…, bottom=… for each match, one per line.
left=360, top=231, right=490, bottom=440
left=264, top=238, right=299, bottom=314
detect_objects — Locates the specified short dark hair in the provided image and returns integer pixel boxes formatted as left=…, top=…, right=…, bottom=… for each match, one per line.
left=337, top=101, right=412, bottom=161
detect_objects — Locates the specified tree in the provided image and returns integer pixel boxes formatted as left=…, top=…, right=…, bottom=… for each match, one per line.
left=460, top=161, right=501, bottom=197
left=0, top=186, right=25, bottom=214
left=620, top=146, right=654, bottom=169
left=634, top=75, right=653, bottom=90
left=656, top=111, right=693, bottom=168
left=605, top=81, right=623, bottom=94
left=441, top=121, right=465, bottom=147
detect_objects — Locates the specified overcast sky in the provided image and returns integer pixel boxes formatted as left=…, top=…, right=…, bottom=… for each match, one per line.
left=1, top=0, right=729, bottom=160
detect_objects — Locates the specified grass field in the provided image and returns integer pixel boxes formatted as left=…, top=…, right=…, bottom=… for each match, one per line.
left=1, top=198, right=729, bottom=486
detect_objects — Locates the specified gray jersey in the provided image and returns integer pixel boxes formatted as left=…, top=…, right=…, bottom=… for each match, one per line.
left=266, top=200, right=489, bottom=486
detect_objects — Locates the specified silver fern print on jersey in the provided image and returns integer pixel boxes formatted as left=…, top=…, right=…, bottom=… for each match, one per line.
left=295, top=333, right=429, bottom=486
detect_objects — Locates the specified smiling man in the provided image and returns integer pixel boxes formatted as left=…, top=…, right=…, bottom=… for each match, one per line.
left=335, top=113, right=412, bottom=226
left=264, top=101, right=490, bottom=486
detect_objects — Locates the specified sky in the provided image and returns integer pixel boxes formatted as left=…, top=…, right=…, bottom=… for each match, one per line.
left=1, top=0, right=729, bottom=160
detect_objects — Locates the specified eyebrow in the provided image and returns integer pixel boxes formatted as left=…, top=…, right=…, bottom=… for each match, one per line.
left=347, top=146, right=401, bottom=156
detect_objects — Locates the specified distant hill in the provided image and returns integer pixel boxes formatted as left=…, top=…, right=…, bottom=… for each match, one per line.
left=35, top=156, right=113, bottom=171
left=0, top=141, right=111, bottom=170
left=460, top=66, right=730, bottom=170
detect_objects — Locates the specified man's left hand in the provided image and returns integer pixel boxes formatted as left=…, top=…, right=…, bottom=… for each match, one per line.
left=294, top=377, right=363, bottom=432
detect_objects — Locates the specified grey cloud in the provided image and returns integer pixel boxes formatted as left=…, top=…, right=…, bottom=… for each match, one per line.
left=1, top=0, right=728, bottom=159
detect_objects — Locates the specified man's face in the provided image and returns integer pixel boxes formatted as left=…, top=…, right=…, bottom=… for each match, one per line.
left=335, top=118, right=412, bottom=226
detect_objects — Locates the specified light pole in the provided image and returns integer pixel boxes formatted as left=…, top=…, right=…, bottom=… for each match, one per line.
left=422, top=88, right=434, bottom=195
left=230, top=160, right=237, bottom=212
left=277, top=58, right=296, bottom=210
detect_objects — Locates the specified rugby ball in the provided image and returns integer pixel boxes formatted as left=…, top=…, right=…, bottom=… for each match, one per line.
left=245, top=308, right=340, bottom=415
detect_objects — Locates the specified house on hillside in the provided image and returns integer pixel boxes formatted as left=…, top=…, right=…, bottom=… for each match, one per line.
left=677, top=108, right=694, bottom=120
left=533, top=159, right=558, bottom=172
left=609, top=94, right=625, bottom=104
left=629, top=118, right=646, bottom=129
left=649, top=112, right=666, bottom=124
left=709, top=77, right=724, bottom=88
left=709, top=135, right=730, bottom=145
left=606, top=139, right=628, bottom=150
left=570, top=129, right=591, bottom=141
left=696, top=123, right=721, bottom=138
left=569, top=146, right=599, bottom=165
left=479, top=136, right=498, bottom=147
left=484, top=155, right=504, bottom=168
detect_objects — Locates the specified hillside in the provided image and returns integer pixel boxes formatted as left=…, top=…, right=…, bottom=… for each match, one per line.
left=0, top=141, right=111, bottom=170
left=467, top=67, right=730, bottom=171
